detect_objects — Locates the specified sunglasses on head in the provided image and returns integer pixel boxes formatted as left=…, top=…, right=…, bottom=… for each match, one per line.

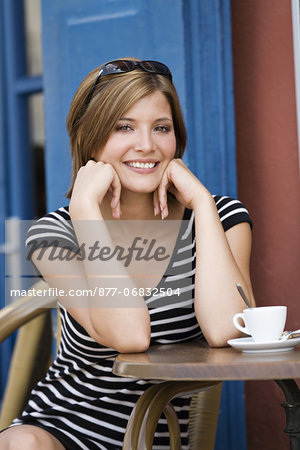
left=84, top=59, right=173, bottom=109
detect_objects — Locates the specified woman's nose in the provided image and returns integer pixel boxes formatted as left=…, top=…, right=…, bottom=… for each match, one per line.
left=134, top=129, right=154, bottom=152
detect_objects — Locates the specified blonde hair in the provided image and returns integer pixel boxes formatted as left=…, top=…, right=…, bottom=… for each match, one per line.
left=66, top=58, right=187, bottom=198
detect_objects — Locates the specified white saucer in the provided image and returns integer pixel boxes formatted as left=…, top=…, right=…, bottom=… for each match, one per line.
left=227, top=336, right=300, bottom=353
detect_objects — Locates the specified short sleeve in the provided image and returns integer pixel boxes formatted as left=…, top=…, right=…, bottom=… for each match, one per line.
left=25, top=206, right=80, bottom=259
left=213, top=195, right=252, bottom=232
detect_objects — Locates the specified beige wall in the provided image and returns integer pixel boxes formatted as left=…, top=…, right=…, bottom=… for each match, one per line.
left=231, top=0, right=300, bottom=448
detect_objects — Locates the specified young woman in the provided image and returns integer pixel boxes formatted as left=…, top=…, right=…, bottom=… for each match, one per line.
left=0, top=58, right=254, bottom=449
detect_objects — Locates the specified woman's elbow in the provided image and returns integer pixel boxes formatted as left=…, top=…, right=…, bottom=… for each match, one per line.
left=89, top=316, right=151, bottom=353
left=206, top=336, right=228, bottom=348
left=204, top=329, right=236, bottom=348
left=115, top=335, right=150, bottom=353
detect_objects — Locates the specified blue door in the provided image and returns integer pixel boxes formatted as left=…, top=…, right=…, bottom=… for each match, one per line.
left=41, top=1, right=246, bottom=448
left=0, top=0, right=43, bottom=397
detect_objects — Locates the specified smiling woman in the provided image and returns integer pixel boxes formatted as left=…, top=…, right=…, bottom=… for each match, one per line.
left=66, top=58, right=186, bottom=203
left=0, top=57, right=254, bottom=450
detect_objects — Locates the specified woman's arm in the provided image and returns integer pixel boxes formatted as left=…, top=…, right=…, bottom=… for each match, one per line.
left=157, top=159, right=255, bottom=347
left=31, top=247, right=151, bottom=353
left=192, top=194, right=254, bottom=346
left=30, top=161, right=151, bottom=353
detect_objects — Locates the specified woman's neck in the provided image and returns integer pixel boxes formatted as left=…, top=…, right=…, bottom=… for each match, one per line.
left=100, top=190, right=185, bottom=221
left=101, top=191, right=158, bottom=220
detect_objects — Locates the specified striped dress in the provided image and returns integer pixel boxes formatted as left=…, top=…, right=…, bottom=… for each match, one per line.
left=12, top=196, right=252, bottom=449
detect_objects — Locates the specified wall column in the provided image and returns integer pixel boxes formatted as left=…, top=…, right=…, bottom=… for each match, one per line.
left=231, top=1, right=300, bottom=449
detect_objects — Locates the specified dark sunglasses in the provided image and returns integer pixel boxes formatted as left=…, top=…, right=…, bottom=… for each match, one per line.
left=84, top=59, right=173, bottom=109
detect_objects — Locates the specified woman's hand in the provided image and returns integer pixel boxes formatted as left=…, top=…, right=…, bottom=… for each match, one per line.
left=69, top=160, right=122, bottom=219
left=154, top=159, right=208, bottom=218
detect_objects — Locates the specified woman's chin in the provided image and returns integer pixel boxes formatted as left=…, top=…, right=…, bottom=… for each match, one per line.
left=121, top=181, right=160, bottom=195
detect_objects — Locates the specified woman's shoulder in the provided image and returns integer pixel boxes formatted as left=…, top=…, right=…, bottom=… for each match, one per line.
left=27, top=206, right=72, bottom=236
left=39, top=205, right=71, bottom=221
left=212, top=195, right=252, bottom=232
left=25, top=206, right=79, bottom=256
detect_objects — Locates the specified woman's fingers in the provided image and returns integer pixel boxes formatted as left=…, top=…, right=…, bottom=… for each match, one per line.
left=96, top=162, right=122, bottom=219
left=157, top=159, right=204, bottom=213
left=152, top=190, right=160, bottom=217
left=109, top=169, right=122, bottom=219
left=72, top=160, right=122, bottom=219
left=157, top=170, right=170, bottom=219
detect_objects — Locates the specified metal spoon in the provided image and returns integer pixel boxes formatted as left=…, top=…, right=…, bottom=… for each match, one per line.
left=236, top=283, right=252, bottom=309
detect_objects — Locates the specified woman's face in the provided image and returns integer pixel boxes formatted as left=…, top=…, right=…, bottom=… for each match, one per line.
left=92, top=91, right=176, bottom=194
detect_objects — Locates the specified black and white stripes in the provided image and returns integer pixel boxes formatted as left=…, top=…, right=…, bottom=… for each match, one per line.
left=13, top=196, right=251, bottom=449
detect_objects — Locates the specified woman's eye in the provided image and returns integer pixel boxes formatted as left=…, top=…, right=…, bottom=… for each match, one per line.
left=155, top=125, right=171, bottom=133
left=116, top=125, right=132, bottom=132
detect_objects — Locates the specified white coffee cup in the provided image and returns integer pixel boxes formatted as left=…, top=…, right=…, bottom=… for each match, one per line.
left=232, top=306, right=287, bottom=342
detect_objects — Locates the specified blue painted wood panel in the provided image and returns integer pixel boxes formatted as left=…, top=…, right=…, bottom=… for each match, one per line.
left=2, top=0, right=35, bottom=219
left=0, top=0, right=40, bottom=395
left=0, top=0, right=9, bottom=395
left=183, top=0, right=237, bottom=197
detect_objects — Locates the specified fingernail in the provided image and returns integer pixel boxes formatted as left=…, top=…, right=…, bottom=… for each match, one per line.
left=161, top=211, right=164, bottom=220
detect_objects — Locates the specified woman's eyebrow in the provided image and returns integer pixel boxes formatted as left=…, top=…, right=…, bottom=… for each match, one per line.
left=155, top=118, right=173, bottom=122
left=118, top=117, right=172, bottom=122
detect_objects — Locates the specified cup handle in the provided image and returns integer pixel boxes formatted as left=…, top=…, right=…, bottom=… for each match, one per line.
left=233, top=313, right=250, bottom=335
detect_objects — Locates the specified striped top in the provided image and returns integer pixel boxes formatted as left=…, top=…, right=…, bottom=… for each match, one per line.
left=13, top=196, right=252, bottom=449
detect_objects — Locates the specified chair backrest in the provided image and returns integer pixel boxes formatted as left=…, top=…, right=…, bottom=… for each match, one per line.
left=0, top=280, right=57, bottom=430
left=188, top=382, right=222, bottom=449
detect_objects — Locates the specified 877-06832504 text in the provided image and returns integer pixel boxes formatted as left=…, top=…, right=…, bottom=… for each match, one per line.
left=97, top=287, right=180, bottom=297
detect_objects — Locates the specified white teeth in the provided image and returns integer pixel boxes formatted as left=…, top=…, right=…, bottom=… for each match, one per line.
left=127, top=162, right=156, bottom=168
